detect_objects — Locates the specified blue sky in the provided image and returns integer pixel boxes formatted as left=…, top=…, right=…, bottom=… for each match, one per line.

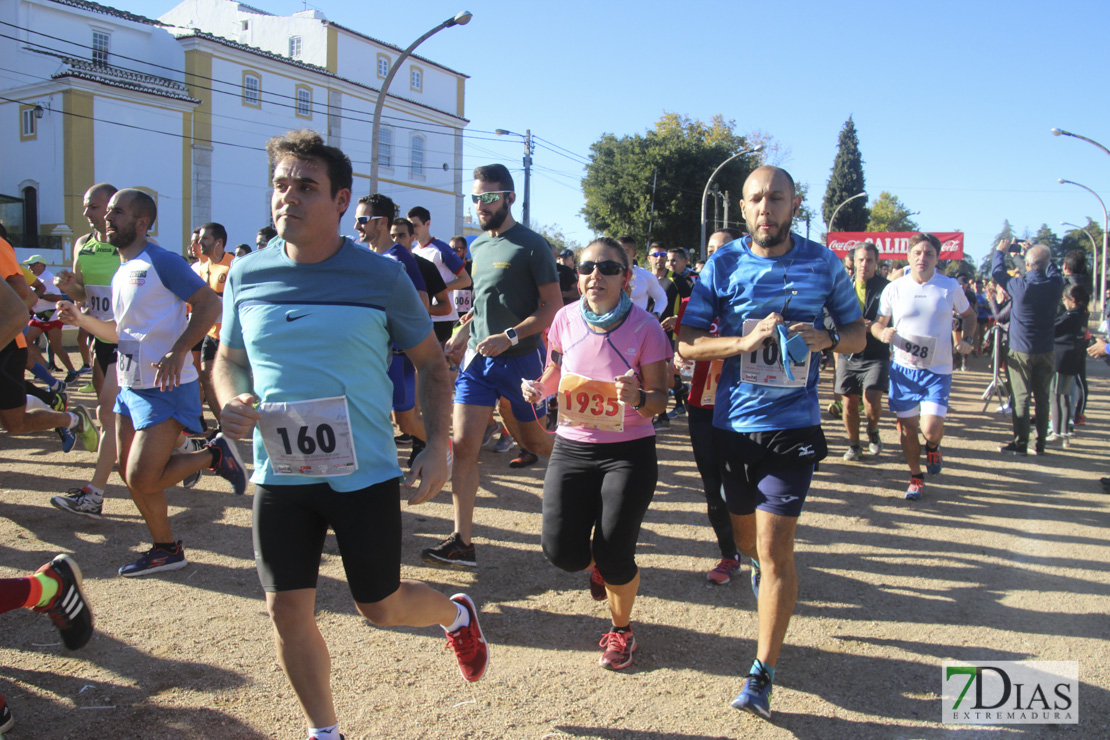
left=120, top=0, right=1110, bottom=267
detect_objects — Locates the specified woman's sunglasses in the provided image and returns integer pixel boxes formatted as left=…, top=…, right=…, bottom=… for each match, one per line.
left=577, top=260, right=626, bottom=276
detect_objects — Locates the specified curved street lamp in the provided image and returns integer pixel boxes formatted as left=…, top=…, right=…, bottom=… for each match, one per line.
left=1052, top=128, right=1110, bottom=158
left=369, top=11, right=472, bottom=193
left=1059, top=178, right=1108, bottom=314
left=825, top=192, right=867, bottom=243
left=1061, top=220, right=1098, bottom=260
left=699, top=145, right=763, bottom=258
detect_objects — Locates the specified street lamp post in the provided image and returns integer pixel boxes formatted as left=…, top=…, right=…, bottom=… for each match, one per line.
left=825, top=192, right=867, bottom=243
left=1061, top=220, right=1099, bottom=269
left=369, top=11, right=472, bottom=193
left=1059, top=178, right=1108, bottom=314
left=700, top=145, right=763, bottom=259
left=495, top=129, right=532, bottom=228
left=1052, top=128, right=1110, bottom=158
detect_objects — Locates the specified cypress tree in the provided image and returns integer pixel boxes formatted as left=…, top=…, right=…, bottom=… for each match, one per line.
left=823, top=117, right=869, bottom=232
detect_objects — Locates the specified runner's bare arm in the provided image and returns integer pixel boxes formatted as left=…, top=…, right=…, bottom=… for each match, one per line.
left=678, top=315, right=781, bottom=361
left=521, top=348, right=562, bottom=402
left=955, top=306, right=977, bottom=355
left=404, top=332, right=452, bottom=505
left=55, top=301, right=118, bottom=342
left=618, top=360, right=668, bottom=417
left=475, top=281, right=562, bottom=358
left=212, top=345, right=260, bottom=441
left=153, top=284, right=220, bottom=391
left=871, top=314, right=895, bottom=343
left=59, top=234, right=90, bottom=301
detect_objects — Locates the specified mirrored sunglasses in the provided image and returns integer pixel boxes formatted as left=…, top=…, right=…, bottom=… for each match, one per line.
left=356, top=215, right=387, bottom=225
left=470, top=191, right=513, bottom=204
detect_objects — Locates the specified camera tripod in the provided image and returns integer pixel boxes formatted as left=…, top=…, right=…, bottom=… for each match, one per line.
left=980, top=323, right=1011, bottom=413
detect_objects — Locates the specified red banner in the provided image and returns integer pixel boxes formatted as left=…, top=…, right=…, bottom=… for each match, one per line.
left=828, top=232, right=964, bottom=261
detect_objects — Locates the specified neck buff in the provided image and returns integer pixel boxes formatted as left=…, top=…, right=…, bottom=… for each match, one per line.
left=581, top=289, right=632, bottom=330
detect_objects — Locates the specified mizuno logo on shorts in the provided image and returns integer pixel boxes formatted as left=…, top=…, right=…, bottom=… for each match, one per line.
left=797, top=445, right=814, bottom=457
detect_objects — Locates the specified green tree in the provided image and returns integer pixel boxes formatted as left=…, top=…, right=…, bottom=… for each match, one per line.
left=1060, top=217, right=1103, bottom=276
left=866, top=191, right=918, bottom=232
left=581, top=114, right=761, bottom=252
left=822, top=117, right=869, bottom=232
left=537, top=223, right=581, bottom=255
left=1033, top=223, right=1062, bottom=261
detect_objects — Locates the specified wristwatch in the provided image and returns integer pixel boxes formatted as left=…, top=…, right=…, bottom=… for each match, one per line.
left=505, top=327, right=520, bottom=346
left=634, top=389, right=647, bottom=410
left=827, top=326, right=840, bottom=352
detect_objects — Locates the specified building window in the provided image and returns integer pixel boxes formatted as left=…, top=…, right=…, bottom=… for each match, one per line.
left=241, top=20, right=249, bottom=31
left=242, top=71, right=261, bottom=107
left=410, top=66, right=423, bottom=92
left=21, top=185, right=39, bottom=247
left=377, top=53, right=390, bottom=79
left=92, top=31, right=110, bottom=66
left=289, top=36, right=302, bottom=59
left=379, top=128, right=392, bottom=169
left=295, top=86, right=312, bottom=118
left=19, top=105, right=37, bottom=141
left=410, top=135, right=425, bottom=178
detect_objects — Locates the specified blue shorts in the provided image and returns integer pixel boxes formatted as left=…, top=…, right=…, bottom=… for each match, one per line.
left=115, top=381, right=203, bottom=432
left=888, top=363, right=952, bottom=418
left=712, top=425, right=825, bottom=518
left=454, top=347, right=547, bottom=422
left=388, top=353, right=416, bottom=412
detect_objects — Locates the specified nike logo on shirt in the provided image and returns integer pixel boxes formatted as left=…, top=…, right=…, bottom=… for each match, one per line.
left=285, top=312, right=309, bottom=322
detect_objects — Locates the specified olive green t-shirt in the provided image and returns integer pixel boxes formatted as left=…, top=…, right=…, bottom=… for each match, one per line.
left=468, top=223, right=559, bottom=357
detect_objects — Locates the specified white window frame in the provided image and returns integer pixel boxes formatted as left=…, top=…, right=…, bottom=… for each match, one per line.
left=410, top=135, right=425, bottom=179
left=379, top=127, right=393, bottom=169
left=410, top=65, right=423, bottom=93
left=289, top=36, right=302, bottom=59
left=92, top=30, right=110, bottom=66
left=19, top=105, right=37, bottom=140
left=242, top=71, right=261, bottom=108
left=377, top=54, right=390, bottom=79
left=295, top=86, right=312, bottom=118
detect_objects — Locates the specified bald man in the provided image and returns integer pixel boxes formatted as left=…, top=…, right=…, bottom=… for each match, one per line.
left=679, top=166, right=865, bottom=720
left=992, top=240, right=1064, bottom=455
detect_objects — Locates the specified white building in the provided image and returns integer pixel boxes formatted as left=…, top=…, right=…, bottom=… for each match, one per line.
left=0, top=0, right=469, bottom=264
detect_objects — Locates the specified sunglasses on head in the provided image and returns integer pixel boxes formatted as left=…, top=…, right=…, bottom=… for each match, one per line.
left=470, top=191, right=512, bottom=204
left=649, top=251, right=667, bottom=258
left=356, top=215, right=387, bottom=225
left=577, top=260, right=626, bottom=276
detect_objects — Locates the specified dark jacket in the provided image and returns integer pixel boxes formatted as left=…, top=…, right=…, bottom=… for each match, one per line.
left=992, top=251, right=1064, bottom=355
left=851, top=273, right=891, bottom=362
left=1054, top=308, right=1088, bottom=376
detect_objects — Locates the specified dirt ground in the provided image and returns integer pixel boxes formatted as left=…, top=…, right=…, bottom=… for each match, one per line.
left=2, top=355, right=1109, bottom=739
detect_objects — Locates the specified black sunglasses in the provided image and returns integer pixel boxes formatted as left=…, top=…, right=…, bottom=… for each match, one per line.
left=577, top=260, right=626, bottom=276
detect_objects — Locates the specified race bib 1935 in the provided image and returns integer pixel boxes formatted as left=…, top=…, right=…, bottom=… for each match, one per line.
left=557, top=372, right=624, bottom=433
left=258, top=396, right=358, bottom=477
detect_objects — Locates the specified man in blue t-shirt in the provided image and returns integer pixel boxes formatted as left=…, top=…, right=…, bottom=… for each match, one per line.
left=213, top=130, right=488, bottom=740
left=679, top=166, right=865, bottom=721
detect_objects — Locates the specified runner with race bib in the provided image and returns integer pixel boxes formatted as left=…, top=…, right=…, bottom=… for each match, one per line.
left=521, top=237, right=671, bottom=672
left=872, top=233, right=976, bottom=501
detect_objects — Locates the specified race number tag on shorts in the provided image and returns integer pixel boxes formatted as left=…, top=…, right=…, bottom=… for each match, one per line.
left=700, top=359, right=724, bottom=406
left=738, top=319, right=809, bottom=388
left=557, top=372, right=624, bottom=433
left=84, top=285, right=114, bottom=321
left=892, top=332, right=938, bottom=369
left=116, top=339, right=142, bottom=387
left=258, top=396, right=358, bottom=477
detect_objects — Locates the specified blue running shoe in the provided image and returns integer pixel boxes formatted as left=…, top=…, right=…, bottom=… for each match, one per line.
left=731, top=669, right=773, bottom=719
left=56, top=424, right=76, bottom=453
left=750, top=558, right=761, bottom=599
left=118, top=541, right=187, bottom=577
left=206, top=434, right=247, bottom=495
left=905, top=476, right=924, bottom=501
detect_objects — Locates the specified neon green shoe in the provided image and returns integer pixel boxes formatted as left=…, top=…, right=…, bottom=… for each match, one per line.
left=73, top=405, right=99, bottom=453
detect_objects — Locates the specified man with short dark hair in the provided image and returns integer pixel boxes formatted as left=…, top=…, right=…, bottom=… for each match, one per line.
left=196, top=222, right=232, bottom=425
left=837, top=242, right=890, bottom=461
left=872, top=234, right=976, bottom=498
left=408, top=206, right=472, bottom=344
left=992, top=240, right=1064, bottom=455
left=214, top=130, right=488, bottom=740
left=256, top=224, right=277, bottom=250
left=428, top=163, right=560, bottom=568
left=619, top=236, right=666, bottom=316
